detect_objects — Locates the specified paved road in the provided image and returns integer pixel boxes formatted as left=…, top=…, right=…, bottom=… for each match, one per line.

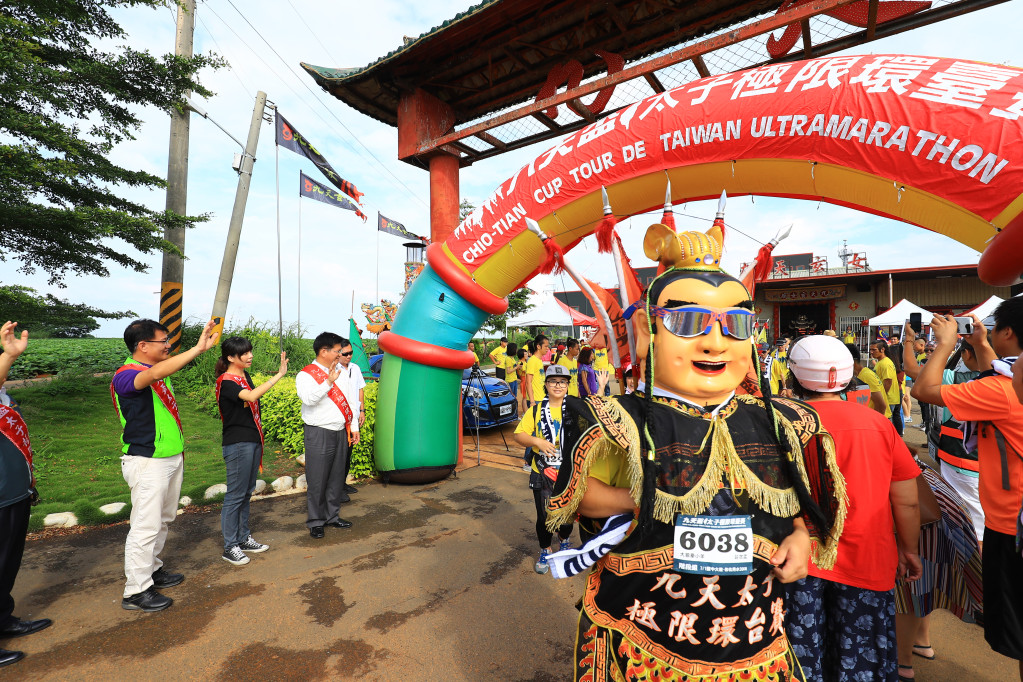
left=8, top=458, right=1018, bottom=680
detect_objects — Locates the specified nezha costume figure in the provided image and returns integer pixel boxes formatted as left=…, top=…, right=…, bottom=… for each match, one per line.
left=544, top=217, right=848, bottom=681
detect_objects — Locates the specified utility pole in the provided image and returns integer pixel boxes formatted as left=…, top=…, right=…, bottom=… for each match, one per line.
left=159, top=0, right=196, bottom=353
left=210, top=92, right=269, bottom=340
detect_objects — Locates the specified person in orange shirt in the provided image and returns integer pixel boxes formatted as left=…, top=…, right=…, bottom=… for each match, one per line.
left=912, top=298, right=1023, bottom=678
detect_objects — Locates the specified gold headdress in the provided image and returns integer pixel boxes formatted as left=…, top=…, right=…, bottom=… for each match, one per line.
left=643, top=223, right=724, bottom=271
left=643, top=190, right=727, bottom=271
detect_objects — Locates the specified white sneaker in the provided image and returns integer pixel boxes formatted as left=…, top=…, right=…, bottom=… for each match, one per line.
left=222, top=546, right=250, bottom=566
left=238, top=537, right=269, bottom=553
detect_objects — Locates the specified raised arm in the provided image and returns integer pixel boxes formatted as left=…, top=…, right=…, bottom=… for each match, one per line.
left=134, top=319, right=219, bottom=389
left=0, top=321, right=29, bottom=388
left=238, top=352, right=288, bottom=402
left=911, top=315, right=957, bottom=407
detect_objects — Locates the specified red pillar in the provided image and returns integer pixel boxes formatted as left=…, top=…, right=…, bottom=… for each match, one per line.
left=429, top=153, right=459, bottom=244
left=397, top=88, right=460, bottom=244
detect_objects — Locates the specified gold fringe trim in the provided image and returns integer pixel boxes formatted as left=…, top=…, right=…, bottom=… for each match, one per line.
left=545, top=397, right=643, bottom=531
left=652, top=415, right=801, bottom=525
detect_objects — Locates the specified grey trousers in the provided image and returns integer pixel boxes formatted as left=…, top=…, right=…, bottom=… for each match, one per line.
left=303, top=425, right=350, bottom=528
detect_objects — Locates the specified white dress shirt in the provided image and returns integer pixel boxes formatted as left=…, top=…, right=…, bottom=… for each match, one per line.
left=295, top=360, right=360, bottom=432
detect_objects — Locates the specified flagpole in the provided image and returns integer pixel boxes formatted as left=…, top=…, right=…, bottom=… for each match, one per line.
left=610, top=236, right=638, bottom=371
left=297, top=195, right=302, bottom=333
left=375, top=211, right=381, bottom=305
left=275, top=139, right=284, bottom=353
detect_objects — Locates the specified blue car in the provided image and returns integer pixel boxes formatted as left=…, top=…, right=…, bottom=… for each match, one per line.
left=368, top=354, right=517, bottom=429
left=460, top=367, right=518, bottom=429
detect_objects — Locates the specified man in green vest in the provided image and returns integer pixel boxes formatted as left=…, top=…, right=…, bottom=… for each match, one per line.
left=112, top=319, right=218, bottom=612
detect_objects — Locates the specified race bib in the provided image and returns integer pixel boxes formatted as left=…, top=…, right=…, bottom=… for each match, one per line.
left=673, top=515, right=754, bottom=575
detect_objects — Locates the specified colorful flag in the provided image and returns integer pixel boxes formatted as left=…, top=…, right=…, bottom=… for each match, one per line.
left=585, top=279, right=632, bottom=372
left=349, top=318, right=372, bottom=379
left=276, top=112, right=363, bottom=203
left=378, top=212, right=422, bottom=241
left=300, top=172, right=366, bottom=221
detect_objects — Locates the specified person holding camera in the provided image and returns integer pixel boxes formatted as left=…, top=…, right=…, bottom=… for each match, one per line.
left=912, top=300, right=1023, bottom=677
left=0, top=322, right=51, bottom=668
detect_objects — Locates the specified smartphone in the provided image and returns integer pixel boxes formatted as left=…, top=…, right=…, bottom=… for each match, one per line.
left=954, top=316, right=973, bottom=335
left=909, top=313, right=922, bottom=334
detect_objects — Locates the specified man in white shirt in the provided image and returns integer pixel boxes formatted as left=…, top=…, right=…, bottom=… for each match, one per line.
left=295, top=332, right=360, bottom=538
left=337, top=335, right=367, bottom=488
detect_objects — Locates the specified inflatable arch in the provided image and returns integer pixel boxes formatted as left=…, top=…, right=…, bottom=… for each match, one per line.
left=375, top=54, right=1023, bottom=481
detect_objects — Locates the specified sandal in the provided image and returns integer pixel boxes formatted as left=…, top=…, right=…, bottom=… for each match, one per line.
left=912, top=644, right=935, bottom=660
left=898, top=663, right=915, bottom=681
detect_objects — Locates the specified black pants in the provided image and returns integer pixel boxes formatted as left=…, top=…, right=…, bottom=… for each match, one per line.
left=495, top=367, right=505, bottom=380
left=0, top=498, right=30, bottom=627
left=533, top=488, right=572, bottom=550
left=303, top=425, right=350, bottom=529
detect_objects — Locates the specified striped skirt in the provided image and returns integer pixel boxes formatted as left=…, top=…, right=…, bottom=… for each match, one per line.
left=894, top=462, right=983, bottom=619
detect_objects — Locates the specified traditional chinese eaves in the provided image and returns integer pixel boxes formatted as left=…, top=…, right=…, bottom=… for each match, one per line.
left=301, top=0, right=786, bottom=128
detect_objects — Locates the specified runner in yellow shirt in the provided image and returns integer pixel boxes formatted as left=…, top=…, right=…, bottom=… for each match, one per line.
left=524, top=336, right=550, bottom=408
left=555, top=339, right=580, bottom=397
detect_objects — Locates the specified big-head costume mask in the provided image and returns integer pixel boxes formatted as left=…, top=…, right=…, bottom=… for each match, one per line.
left=630, top=222, right=754, bottom=406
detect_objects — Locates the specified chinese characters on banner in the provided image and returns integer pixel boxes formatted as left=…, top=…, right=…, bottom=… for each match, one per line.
left=764, top=285, right=847, bottom=302
left=299, top=172, right=366, bottom=221
left=448, top=55, right=1023, bottom=272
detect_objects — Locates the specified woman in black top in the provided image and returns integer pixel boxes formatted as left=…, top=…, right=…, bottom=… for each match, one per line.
left=214, top=337, right=287, bottom=566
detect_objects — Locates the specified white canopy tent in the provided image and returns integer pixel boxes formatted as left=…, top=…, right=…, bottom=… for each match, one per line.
left=965, top=295, right=1005, bottom=323
left=507, top=289, right=579, bottom=329
left=866, top=299, right=932, bottom=342
left=867, top=299, right=932, bottom=327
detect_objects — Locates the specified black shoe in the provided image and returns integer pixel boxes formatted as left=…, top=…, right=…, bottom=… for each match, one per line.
left=0, top=618, right=52, bottom=639
left=152, top=568, right=184, bottom=588
left=0, top=649, right=24, bottom=668
left=309, top=526, right=325, bottom=539
left=337, top=494, right=351, bottom=504
left=121, top=586, right=172, bottom=612
left=343, top=484, right=358, bottom=494
left=326, top=519, right=352, bottom=529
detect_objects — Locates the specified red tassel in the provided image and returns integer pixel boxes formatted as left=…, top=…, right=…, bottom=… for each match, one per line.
left=661, top=209, right=675, bottom=231
left=538, top=238, right=566, bottom=275
left=595, top=214, right=618, bottom=254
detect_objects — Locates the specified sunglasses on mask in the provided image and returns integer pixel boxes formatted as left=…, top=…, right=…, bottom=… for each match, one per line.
left=623, top=302, right=756, bottom=340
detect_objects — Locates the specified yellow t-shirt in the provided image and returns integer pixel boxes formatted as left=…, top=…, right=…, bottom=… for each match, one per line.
left=489, top=345, right=507, bottom=367
left=857, top=367, right=891, bottom=417
left=515, top=403, right=563, bottom=473
left=525, top=355, right=545, bottom=403
left=593, top=348, right=610, bottom=372
left=874, top=356, right=900, bottom=405
left=769, top=354, right=789, bottom=395
left=843, top=333, right=855, bottom=344
left=556, top=355, right=579, bottom=397
left=504, top=354, right=518, bottom=376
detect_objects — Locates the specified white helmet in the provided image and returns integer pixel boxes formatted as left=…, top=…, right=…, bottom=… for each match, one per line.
left=788, top=335, right=854, bottom=393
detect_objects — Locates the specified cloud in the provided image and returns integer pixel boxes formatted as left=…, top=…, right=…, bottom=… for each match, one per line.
left=9, top=1, right=1020, bottom=340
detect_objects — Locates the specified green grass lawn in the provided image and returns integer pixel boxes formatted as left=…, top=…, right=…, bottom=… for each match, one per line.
left=9, top=373, right=305, bottom=529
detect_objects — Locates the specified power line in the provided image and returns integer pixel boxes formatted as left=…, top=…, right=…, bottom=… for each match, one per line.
left=283, top=0, right=340, bottom=65
left=194, top=12, right=253, bottom=95
left=219, top=0, right=430, bottom=208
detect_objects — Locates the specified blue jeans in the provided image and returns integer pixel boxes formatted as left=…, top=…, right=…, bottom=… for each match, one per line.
left=221, top=441, right=261, bottom=550
left=890, top=403, right=904, bottom=436
left=508, top=380, right=519, bottom=399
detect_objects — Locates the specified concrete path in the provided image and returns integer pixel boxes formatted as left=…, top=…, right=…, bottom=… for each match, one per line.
left=7, top=419, right=1019, bottom=680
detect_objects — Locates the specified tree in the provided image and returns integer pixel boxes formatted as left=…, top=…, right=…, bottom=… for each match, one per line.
left=0, top=1, right=223, bottom=285
left=482, top=286, right=533, bottom=334
left=0, top=285, right=135, bottom=337
left=458, top=199, right=535, bottom=334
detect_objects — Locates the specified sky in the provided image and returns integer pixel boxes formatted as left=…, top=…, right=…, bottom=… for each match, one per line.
left=7, top=0, right=1023, bottom=339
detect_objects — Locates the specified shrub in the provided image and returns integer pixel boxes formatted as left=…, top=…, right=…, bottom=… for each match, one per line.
left=256, top=374, right=379, bottom=480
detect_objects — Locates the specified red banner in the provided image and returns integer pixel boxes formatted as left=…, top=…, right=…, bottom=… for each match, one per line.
left=446, top=55, right=1023, bottom=286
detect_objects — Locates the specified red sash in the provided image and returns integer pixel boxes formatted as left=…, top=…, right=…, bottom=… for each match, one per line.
left=301, top=364, right=354, bottom=443
left=111, top=364, right=182, bottom=434
left=0, top=403, right=32, bottom=468
left=216, top=373, right=264, bottom=447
